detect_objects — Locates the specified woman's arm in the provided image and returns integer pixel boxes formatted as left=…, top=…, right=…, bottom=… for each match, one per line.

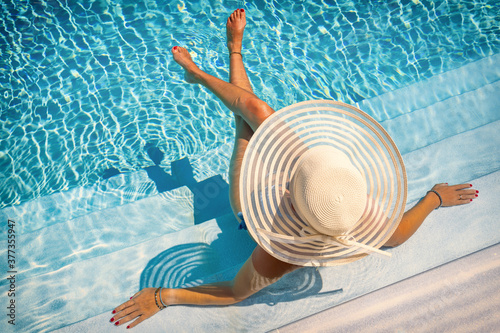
left=111, top=246, right=298, bottom=329
left=384, top=183, right=478, bottom=247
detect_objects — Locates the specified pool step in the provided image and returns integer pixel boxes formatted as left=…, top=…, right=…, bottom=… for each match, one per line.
left=10, top=186, right=194, bottom=283
left=381, top=79, right=499, bottom=155
left=0, top=141, right=235, bottom=237
left=358, top=53, right=500, bottom=123
left=7, top=212, right=255, bottom=333
left=359, top=53, right=500, bottom=155
left=404, top=119, right=500, bottom=202
left=6, top=157, right=235, bottom=284
left=357, top=52, right=500, bottom=203
left=0, top=170, right=158, bottom=235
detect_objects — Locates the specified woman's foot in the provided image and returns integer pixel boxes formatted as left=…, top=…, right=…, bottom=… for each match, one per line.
left=171, top=46, right=201, bottom=83
left=226, top=9, right=246, bottom=53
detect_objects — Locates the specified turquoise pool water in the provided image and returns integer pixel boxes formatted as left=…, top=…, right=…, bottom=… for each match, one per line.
left=1, top=0, right=498, bottom=209
left=1, top=1, right=499, bottom=332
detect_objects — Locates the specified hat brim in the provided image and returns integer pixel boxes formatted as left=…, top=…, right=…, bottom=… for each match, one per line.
left=240, top=100, right=407, bottom=266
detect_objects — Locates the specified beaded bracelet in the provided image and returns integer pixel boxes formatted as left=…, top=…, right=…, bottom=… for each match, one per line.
left=427, top=190, right=442, bottom=209
left=154, top=287, right=166, bottom=310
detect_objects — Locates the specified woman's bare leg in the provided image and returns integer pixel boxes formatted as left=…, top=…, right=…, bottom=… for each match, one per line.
left=171, top=47, right=274, bottom=132
left=227, top=9, right=253, bottom=93
left=226, top=9, right=254, bottom=217
left=172, top=9, right=275, bottom=217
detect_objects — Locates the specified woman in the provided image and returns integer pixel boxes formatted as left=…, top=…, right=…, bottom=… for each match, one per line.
left=110, top=9, right=478, bottom=329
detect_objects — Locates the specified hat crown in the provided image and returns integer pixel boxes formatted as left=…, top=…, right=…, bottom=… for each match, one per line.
left=290, top=146, right=367, bottom=236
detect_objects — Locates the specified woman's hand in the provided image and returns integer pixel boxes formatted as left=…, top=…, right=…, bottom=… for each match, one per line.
left=385, top=183, right=479, bottom=247
left=110, top=288, right=164, bottom=329
left=429, top=183, right=478, bottom=208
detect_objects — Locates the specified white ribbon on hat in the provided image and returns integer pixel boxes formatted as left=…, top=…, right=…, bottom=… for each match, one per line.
left=256, top=228, right=391, bottom=257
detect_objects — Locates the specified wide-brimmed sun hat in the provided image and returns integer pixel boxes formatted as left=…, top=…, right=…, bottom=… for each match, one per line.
left=240, top=100, right=407, bottom=266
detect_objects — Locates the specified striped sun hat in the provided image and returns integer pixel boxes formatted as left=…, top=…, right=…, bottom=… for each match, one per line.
left=239, top=100, right=407, bottom=266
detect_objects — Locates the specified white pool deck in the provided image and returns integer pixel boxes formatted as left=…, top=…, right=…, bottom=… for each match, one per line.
left=277, top=243, right=500, bottom=333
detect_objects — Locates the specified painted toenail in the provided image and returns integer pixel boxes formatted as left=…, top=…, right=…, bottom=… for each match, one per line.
left=173, top=46, right=178, bottom=50
left=240, top=9, right=244, bottom=12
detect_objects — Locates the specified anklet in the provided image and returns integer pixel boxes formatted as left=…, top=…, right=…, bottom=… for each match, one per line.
left=229, top=51, right=243, bottom=58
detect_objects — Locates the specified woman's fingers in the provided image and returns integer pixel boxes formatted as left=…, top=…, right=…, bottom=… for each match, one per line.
left=455, top=189, right=478, bottom=203
left=449, top=183, right=473, bottom=190
left=113, top=289, right=146, bottom=313
left=126, top=314, right=150, bottom=329
left=113, top=298, right=135, bottom=314
left=431, top=183, right=478, bottom=207
left=111, top=288, right=160, bottom=329
left=112, top=303, right=157, bottom=329
left=454, top=198, right=472, bottom=205
left=433, top=183, right=471, bottom=190
left=458, top=189, right=478, bottom=198
left=131, top=289, right=143, bottom=299
left=111, top=302, right=137, bottom=323
left=114, top=309, right=142, bottom=327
